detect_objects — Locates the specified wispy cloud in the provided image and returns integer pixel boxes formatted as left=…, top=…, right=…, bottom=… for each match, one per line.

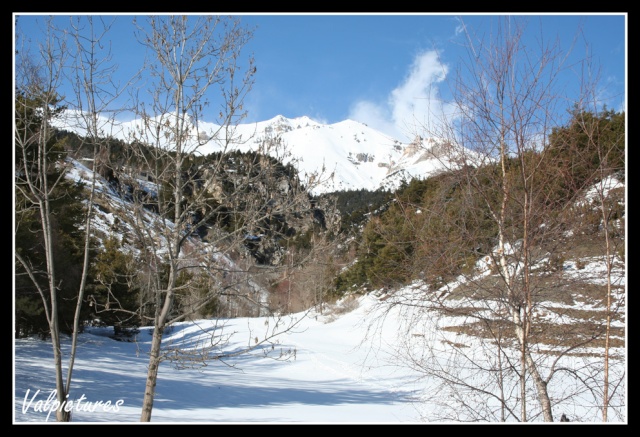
left=348, top=50, right=454, bottom=142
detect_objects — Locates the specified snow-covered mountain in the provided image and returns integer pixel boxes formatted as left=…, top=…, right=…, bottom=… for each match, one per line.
left=55, top=112, right=460, bottom=194
left=203, top=115, right=456, bottom=194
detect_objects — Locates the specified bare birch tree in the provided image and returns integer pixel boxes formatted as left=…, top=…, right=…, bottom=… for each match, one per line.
left=367, top=16, right=625, bottom=422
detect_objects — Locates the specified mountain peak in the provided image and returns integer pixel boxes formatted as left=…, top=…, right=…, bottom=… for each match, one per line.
left=223, top=116, right=460, bottom=194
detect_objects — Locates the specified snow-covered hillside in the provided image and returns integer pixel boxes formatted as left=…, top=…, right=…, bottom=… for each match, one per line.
left=64, top=157, right=272, bottom=315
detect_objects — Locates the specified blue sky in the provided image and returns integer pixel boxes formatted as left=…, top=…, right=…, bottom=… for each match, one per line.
left=14, top=13, right=626, bottom=142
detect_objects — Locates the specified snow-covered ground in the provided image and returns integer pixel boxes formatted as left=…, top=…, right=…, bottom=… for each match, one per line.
left=14, top=279, right=626, bottom=423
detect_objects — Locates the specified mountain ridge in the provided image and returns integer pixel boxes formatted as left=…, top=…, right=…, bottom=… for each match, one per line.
left=54, top=111, right=462, bottom=194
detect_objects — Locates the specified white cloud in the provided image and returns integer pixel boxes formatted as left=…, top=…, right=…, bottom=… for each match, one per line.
left=348, top=50, right=454, bottom=142
left=348, top=100, right=397, bottom=140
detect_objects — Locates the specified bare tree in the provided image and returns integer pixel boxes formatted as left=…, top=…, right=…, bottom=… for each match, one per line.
left=15, top=16, right=89, bottom=422
left=547, top=55, right=626, bottom=420
left=588, top=129, right=625, bottom=422
left=14, top=15, right=126, bottom=421
left=365, top=16, right=625, bottom=422
left=81, top=15, right=336, bottom=422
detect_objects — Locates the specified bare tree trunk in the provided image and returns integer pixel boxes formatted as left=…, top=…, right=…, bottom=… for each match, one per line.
left=602, top=212, right=611, bottom=423
left=592, top=128, right=624, bottom=422
left=140, top=325, right=165, bottom=422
